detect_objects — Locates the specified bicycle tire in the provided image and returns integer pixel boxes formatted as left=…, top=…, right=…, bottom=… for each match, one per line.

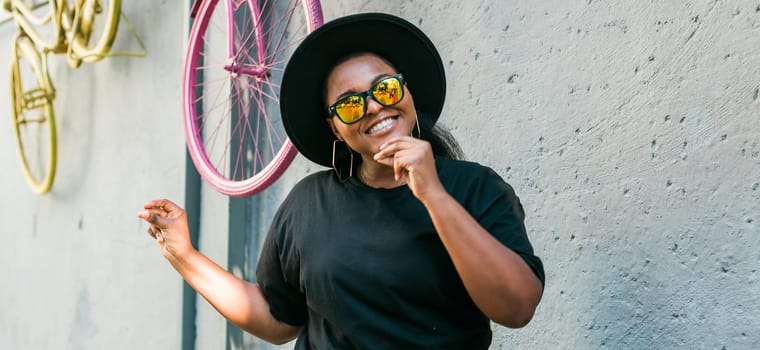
left=10, top=35, right=57, bottom=194
left=70, top=0, right=121, bottom=63
left=183, top=0, right=323, bottom=197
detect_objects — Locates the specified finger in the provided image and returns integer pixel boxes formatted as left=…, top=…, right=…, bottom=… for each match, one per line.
left=151, top=199, right=182, bottom=213
left=143, top=199, right=164, bottom=210
left=393, top=153, right=406, bottom=181
left=375, top=155, right=394, bottom=168
left=137, top=209, right=153, bottom=222
left=151, top=212, right=173, bottom=227
left=147, top=208, right=169, bottom=218
left=379, top=135, right=414, bottom=150
left=383, top=137, right=423, bottom=153
left=147, top=226, right=166, bottom=243
left=143, top=212, right=166, bottom=227
left=374, top=140, right=410, bottom=160
left=143, top=198, right=173, bottom=210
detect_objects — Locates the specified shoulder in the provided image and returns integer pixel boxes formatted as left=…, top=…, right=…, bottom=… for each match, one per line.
left=291, top=169, right=335, bottom=190
left=436, top=157, right=511, bottom=190
left=289, top=169, right=338, bottom=195
left=436, top=157, right=521, bottom=212
left=277, top=170, right=334, bottom=212
left=436, top=156, right=497, bottom=175
left=268, top=170, right=335, bottom=239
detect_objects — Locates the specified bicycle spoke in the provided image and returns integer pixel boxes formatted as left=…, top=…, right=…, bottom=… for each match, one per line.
left=246, top=84, right=266, bottom=170
left=247, top=77, right=271, bottom=175
left=224, top=85, right=251, bottom=178
left=204, top=100, right=232, bottom=164
left=224, top=76, right=263, bottom=178
left=250, top=82, right=278, bottom=161
left=232, top=0, right=247, bottom=11
left=242, top=76, right=289, bottom=159
left=229, top=84, right=248, bottom=180
left=193, top=76, right=232, bottom=121
left=233, top=90, right=257, bottom=179
left=195, top=79, right=234, bottom=159
left=209, top=93, right=234, bottom=174
left=244, top=80, right=266, bottom=173
left=267, top=0, right=311, bottom=58
left=263, top=0, right=301, bottom=59
left=248, top=73, right=281, bottom=100
left=231, top=7, right=260, bottom=67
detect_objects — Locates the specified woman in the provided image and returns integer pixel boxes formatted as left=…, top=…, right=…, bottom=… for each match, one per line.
left=138, top=13, right=544, bottom=349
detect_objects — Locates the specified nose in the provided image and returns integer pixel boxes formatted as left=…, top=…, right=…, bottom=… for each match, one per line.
left=365, top=95, right=384, bottom=116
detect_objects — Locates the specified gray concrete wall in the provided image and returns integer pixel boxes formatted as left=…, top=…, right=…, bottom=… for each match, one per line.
left=1, top=1, right=758, bottom=349
left=0, top=2, right=187, bottom=349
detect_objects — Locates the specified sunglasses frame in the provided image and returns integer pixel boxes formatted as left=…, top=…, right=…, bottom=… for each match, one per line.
left=328, top=74, right=405, bottom=124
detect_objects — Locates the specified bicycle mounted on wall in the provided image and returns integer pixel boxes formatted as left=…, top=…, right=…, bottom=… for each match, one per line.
left=3, top=0, right=145, bottom=194
left=183, top=0, right=323, bottom=197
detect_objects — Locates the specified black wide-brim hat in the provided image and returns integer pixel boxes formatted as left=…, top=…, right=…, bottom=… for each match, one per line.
left=280, top=12, right=446, bottom=168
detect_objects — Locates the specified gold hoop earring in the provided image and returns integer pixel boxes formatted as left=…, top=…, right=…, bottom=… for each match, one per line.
left=412, top=114, right=422, bottom=138
left=332, top=139, right=354, bottom=181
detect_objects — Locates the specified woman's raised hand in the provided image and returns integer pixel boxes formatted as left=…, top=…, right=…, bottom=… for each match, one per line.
left=373, top=136, right=446, bottom=203
left=137, top=199, right=193, bottom=259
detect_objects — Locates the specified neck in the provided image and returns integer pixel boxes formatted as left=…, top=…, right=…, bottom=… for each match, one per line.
left=358, top=159, right=406, bottom=189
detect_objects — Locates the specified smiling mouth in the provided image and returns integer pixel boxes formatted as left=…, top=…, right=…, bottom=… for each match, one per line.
left=366, top=116, right=398, bottom=134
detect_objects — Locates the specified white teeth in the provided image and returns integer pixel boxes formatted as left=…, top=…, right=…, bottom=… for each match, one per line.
left=367, top=118, right=394, bottom=134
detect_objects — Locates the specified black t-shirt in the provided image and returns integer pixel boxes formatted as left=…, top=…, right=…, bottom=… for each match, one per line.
left=256, top=157, right=545, bottom=349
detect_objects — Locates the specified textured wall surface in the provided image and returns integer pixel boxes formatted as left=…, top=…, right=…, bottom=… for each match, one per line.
left=1, top=1, right=758, bottom=349
left=0, top=2, right=187, bottom=349
left=288, top=1, right=760, bottom=349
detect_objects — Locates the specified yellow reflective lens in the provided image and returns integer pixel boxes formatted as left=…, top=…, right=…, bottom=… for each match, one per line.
left=330, top=75, right=404, bottom=124
left=335, top=95, right=365, bottom=123
left=372, top=77, right=402, bottom=105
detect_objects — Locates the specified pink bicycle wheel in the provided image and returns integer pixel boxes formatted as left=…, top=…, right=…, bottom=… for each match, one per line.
left=183, top=0, right=323, bottom=197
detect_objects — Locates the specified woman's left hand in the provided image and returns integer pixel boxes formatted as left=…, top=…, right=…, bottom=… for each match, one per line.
left=373, top=136, right=446, bottom=202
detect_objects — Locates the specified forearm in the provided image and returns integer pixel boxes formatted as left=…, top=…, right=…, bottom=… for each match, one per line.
left=166, top=250, right=301, bottom=344
left=420, top=192, right=543, bottom=328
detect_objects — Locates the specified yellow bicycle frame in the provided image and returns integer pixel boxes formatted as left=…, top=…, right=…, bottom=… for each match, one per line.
left=4, top=0, right=144, bottom=194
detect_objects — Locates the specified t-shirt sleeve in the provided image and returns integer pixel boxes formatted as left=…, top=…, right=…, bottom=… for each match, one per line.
left=471, top=167, right=546, bottom=287
left=255, top=204, right=308, bottom=326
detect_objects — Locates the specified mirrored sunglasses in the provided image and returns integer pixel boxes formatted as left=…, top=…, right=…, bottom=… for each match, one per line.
left=328, top=74, right=405, bottom=124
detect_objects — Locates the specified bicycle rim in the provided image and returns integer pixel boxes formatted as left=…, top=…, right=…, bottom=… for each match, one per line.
left=71, top=0, right=121, bottom=62
left=10, top=37, right=57, bottom=194
left=183, top=0, right=323, bottom=197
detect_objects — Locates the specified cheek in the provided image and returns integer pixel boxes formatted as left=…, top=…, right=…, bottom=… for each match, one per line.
left=326, top=118, right=340, bottom=137
left=401, top=91, right=416, bottom=113
left=335, top=122, right=360, bottom=139
left=401, top=100, right=417, bottom=121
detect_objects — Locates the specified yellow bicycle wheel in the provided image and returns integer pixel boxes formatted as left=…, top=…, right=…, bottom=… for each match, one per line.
left=10, top=35, right=57, bottom=194
left=70, top=0, right=121, bottom=62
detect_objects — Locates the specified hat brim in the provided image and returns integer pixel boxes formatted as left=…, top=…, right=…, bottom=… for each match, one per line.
left=280, top=12, right=445, bottom=168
